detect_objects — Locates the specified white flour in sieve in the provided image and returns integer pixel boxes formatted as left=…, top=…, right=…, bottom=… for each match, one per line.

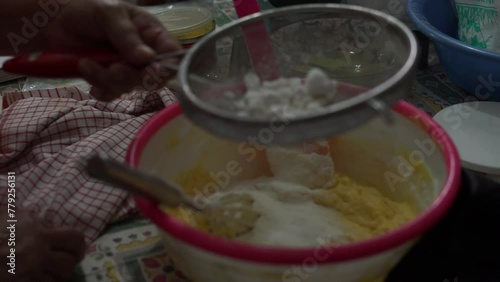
left=222, top=68, right=339, bottom=118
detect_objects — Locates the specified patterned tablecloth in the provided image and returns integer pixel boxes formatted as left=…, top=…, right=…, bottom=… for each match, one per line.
left=0, top=1, right=482, bottom=281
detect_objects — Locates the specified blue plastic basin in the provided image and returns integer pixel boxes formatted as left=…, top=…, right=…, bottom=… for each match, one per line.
left=407, top=0, right=500, bottom=101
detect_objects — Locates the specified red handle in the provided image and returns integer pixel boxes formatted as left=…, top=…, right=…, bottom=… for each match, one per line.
left=2, top=49, right=120, bottom=78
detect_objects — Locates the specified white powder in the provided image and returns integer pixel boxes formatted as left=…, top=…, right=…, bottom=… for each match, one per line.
left=224, top=68, right=338, bottom=118
left=206, top=141, right=347, bottom=247
left=265, top=141, right=336, bottom=189
left=211, top=178, right=352, bottom=247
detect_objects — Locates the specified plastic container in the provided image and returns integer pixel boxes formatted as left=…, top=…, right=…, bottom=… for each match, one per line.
left=149, top=1, right=217, bottom=74
left=151, top=1, right=215, bottom=48
left=127, top=100, right=461, bottom=282
left=407, top=0, right=500, bottom=102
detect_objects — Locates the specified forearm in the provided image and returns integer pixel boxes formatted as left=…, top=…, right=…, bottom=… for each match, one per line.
left=0, top=0, right=71, bottom=55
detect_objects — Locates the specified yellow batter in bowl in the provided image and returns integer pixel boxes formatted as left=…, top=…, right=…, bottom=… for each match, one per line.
left=162, top=140, right=420, bottom=247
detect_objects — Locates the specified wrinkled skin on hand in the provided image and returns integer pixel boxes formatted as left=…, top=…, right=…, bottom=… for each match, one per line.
left=0, top=208, right=86, bottom=282
left=45, top=0, right=181, bottom=101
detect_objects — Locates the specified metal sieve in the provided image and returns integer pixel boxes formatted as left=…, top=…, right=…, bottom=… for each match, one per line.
left=176, top=4, right=419, bottom=145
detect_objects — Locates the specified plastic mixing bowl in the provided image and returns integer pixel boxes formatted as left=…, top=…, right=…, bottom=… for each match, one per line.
left=126, top=100, right=461, bottom=282
left=407, top=0, right=500, bottom=101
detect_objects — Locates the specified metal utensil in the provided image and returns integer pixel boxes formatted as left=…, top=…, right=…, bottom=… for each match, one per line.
left=84, top=154, right=260, bottom=238
left=3, top=5, right=418, bottom=146
left=85, top=153, right=199, bottom=210
left=177, top=4, right=418, bottom=145
left=2, top=48, right=213, bottom=86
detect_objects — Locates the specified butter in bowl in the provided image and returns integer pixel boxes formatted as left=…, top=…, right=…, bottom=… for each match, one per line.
left=147, top=1, right=216, bottom=48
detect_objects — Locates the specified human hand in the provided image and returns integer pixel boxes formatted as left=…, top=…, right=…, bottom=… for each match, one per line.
left=137, top=0, right=168, bottom=6
left=45, top=0, right=181, bottom=101
left=0, top=208, right=86, bottom=282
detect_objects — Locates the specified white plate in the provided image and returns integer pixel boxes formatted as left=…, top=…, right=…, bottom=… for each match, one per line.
left=434, top=101, right=500, bottom=177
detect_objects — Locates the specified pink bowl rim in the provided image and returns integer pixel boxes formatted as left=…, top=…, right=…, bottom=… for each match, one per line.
left=127, top=100, right=461, bottom=264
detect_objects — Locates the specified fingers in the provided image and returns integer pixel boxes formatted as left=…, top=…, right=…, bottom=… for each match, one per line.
left=139, top=22, right=181, bottom=85
left=8, top=273, right=55, bottom=282
left=80, top=59, right=175, bottom=101
left=130, top=7, right=182, bottom=54
left=44, top=251, right=79, bottom=281
left=81, top=2, right=182, bottom=101
left=44, top=227, right=84, bottom=281
left=96, top=0, right=155, bottom=66
left=137, top=0, right=168, bottom=6
left=45, top=228, right=87, bottom=262
left=79, top=59, right=137, bottom=101
left=128, top=3, right=182, bottom=86
left=144, top=61, right=178, bottom=90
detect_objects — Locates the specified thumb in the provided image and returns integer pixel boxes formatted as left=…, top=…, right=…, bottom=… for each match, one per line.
left=97, top=1, right=155, bottom=66
left=45, top=227, right=87, bottom=261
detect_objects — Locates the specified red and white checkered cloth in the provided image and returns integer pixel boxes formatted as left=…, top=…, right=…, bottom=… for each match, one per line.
left=0, top=87, right=176, bottom=243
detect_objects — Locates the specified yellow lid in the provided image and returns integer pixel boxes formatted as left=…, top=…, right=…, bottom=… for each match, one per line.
left=155, top=5, right=215, bottom=41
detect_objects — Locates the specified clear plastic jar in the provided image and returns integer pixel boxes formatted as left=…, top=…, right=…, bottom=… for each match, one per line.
left=146, top=0, right=216, bottom=49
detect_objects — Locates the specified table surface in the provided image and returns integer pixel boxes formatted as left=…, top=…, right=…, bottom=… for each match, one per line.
left=0, top=1, right=479, bottom=281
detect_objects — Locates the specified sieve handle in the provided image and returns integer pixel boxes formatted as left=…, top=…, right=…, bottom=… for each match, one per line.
left=2, top=49, right=188, bottom=79
left=2, top=49, right=120, bottom=78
